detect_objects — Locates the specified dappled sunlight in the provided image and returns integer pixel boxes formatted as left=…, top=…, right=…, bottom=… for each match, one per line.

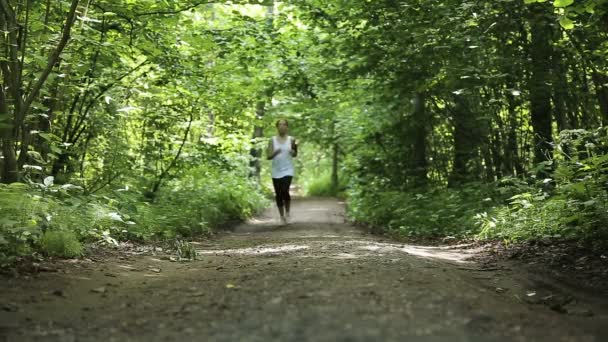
left=298, top=235, right=360, bottom=239
left=195, top=239, right=478, bottom=263
left=301, top=207, right=332, bottom=212
left=355, top=242, right=477, bottom=264
left=247, top=217, right=276, bottom=225
left=197, top=244, right=310, bottom=256
left=332, top=252, right=371, bottom=259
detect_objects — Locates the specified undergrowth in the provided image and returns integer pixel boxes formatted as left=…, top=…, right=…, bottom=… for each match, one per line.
left=347, top=128, right=608, bottom=243
left=0, top=166, right=267, bottom=266
left=303, top=170, right=347, bottom=197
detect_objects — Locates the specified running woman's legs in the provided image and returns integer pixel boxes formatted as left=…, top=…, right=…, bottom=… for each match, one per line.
left=283, top=176, right=293, bottom=217
left=272, top=176, right=292, bottom=223
left=272, top=178, right=285, bottom=218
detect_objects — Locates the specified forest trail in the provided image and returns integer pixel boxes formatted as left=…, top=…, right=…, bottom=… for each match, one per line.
left=2, top=198, right=608, bottom=342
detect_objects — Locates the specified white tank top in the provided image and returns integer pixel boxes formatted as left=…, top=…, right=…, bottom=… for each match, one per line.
left=271, top=136, right=294, bottom=179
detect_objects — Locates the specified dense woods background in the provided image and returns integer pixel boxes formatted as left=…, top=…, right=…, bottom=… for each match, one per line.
left=1, top=0, right=607, bottom=262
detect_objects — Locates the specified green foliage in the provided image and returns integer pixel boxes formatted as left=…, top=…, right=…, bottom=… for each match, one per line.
left=1, top=0, right=607, bottom=262
left=347, top=182, right=506, bottom=239
left=297, top=145, right=347, bottom=197
left=0, top=183, right=46, bottom=263
left=478, top=128, right=608, bottom=242
left=174, top=240, right=198, bottom=261
left=0, top=166, right=266, bottom=265
left=526, top=0, right=606, bottom=29
left=149, top=166, right=268, bottom=239
left=348, top=128, right=608, bottom=242
left=305, top=171, right=336, bottom=197
left=40, top=230, right=84, bottom=258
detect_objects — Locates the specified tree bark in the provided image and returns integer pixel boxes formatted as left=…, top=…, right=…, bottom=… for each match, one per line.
left=249, top=3, right=274, bottom=182
left=527, top=4, right=554, bottom=170
left=20, top=0, right=80, bottom=118
left=552, top=51, right=571, bottom=132
left=448, top=96, right=478, bottom=187
left=331, top=142, right=339, bottom=194
left=249, top=100, right=266, bottom=181
left=410, top=92, right=427, bottom=187
left=504, top=92, right=523, bottom=176
left=592, top=72, right=608, bottom=127
left=0, top=0, right=80, bottom=183
left=0, top=87, right=18, bottom=183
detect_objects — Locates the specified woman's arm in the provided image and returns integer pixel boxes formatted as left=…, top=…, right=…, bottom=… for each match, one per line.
left=290, top=138, right=298, bottom=157
left=267, top=138, right=280, bottom=160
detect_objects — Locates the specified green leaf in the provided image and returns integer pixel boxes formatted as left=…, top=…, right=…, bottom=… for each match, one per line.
left=559, top=17, right=575, bottom=29
left=38, top=132, right=59, bottom=141
left=554, top=0, right=574, bottom=8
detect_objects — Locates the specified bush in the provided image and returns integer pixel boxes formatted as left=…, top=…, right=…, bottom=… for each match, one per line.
left=0, top=165, right=267, bottom=265
left=347, top=128, right=608, bottom=243
left=40, top=230, right=84, bottom=258
left=0, top=183, right=46, bottom=264
left=478, top=128, right=608, bottom=242
left=304, top=171, right=346, bottom=197
left=150, top=167, right=268, bottom=238
left=347, top=182, right=506, bottom=239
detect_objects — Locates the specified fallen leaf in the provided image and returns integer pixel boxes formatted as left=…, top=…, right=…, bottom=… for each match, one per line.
left=91, top=286, right=106, bottom=294
left=2, top=303, right=19, bottom=312
left=567, top=308, right=594, bottom=317
left=37, top=265, right=58, bottom=272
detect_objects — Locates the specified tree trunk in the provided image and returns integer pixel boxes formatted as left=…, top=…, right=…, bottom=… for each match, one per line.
left=592, top=72, right=608, bottom=127
left=410, top=92, right=427, bottom=187
left=565, top=63, right=580, bottom=128
left=553, top=51, right=571, bottom=132
left=0, top=80, right=17, bottom=183
left=0, top=0, right=80, bottom=183
left=504, top=93, right=524, bottom=176
left=249, top=2, right=274, bottom=182
left=331, top=142, right=339, bottom=194
left=491, top=130, right=503, bottom=180
left=0, top=139, right=18, bottom=183
left=448, top=96, right=478, bottom=187
left=249, top=100, right=266, bottom=181
left=528, top=4, right=554, bottom=170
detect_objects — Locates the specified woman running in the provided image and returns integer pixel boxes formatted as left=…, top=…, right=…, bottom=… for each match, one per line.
left=267, top=119, right=298, bottom=225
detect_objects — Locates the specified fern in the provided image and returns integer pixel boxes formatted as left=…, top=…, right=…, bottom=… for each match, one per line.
left=40, top=230, right=84, bottom=258
left=174, top=239, right=197, bottom=261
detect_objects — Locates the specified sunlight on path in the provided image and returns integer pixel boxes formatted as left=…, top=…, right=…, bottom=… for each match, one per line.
left=211, top=198, right=479, bottom=264
left=196, top=239, right=477, bottom=263
left=3, top=198, right=607, bottom=342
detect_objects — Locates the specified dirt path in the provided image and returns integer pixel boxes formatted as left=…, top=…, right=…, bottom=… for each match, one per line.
left=2, top=198, right=608, bottom=341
